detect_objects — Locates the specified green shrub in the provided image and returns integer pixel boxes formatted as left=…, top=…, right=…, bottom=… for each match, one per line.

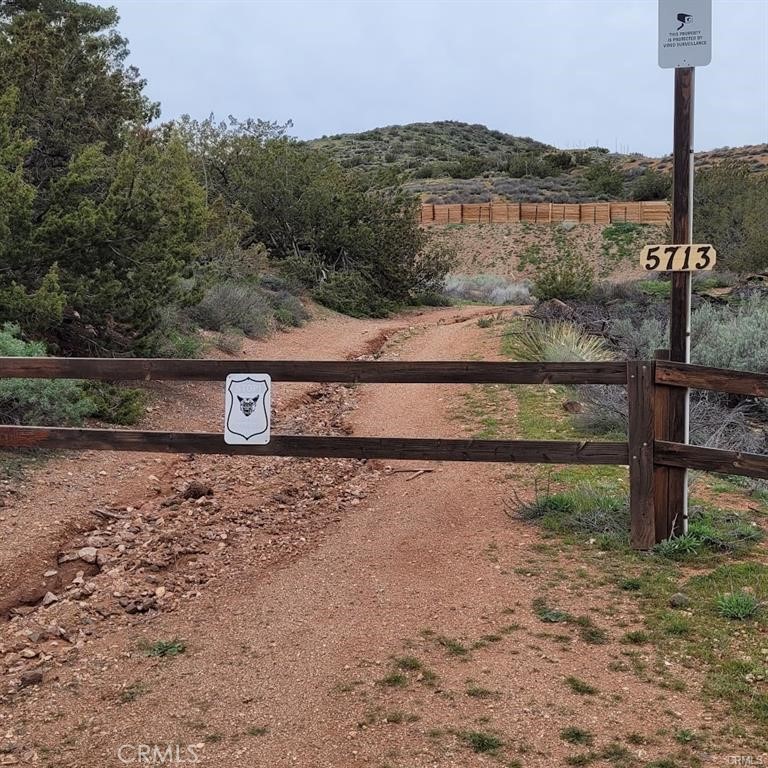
left=0, top=265, right=66, bottom=337
left=278, top=253, right=326, bottom=290
left=560, top=727, right=595, bottom=746
left=504, top=320, right=614, bottom=363
left=146, top=306, right=202, bottom=359
left=532, top=231, right=594, bottom=300
left=515, top=482, right=629, bottom=539
left=192, top=281, right=274, bottom=337
left=694, top=162, right=768, bottom=273
left=460, top=731, right=503, bottom=753
left=82, top=383, right=146, bottom=426
left=313, top=271, right=394, bottom=317
left=0, top=324, right=94, bottom=426
left=654, top=508, right=762, bottom=559
left=692, top=297, right=768, bottom=373
left=584, top=160, right=625, bottom=197
left=631, top=170, right=671, bottom=201
left=716, top=592, right=760, bottom=620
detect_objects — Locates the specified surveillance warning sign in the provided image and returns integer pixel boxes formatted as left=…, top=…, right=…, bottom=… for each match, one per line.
left=224, top=374, right=271, bottom=445
left=658, top=0, right=712, bottom=69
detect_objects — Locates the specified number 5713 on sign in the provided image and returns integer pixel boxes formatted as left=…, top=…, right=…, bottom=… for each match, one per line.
left=640, top=244, right=717, bottom=272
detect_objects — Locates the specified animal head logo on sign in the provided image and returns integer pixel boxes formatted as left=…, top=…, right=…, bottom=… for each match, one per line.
left=224, top=375, right=271, bottom=444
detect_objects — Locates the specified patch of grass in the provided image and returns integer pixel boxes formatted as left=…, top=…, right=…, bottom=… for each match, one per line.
left=560, top=726, right=594, bottom=746
left=533, top=596, right=572, bottom=623
left=660, top=613, right=693, bottom=637
left=246, top=726, right=268, bottom=737
left=460, top=730, right=503, bottom=753
left=514, top=479, right=629, bottom=543
left=621, top=630, right=650, bottom=645
left=619, top=578, right=642, bottom=591
left=600, top=742, right=633, bottom=765
left=565, top=676, right=598, bottom=695
left=653, top=508, right=762, bottom=560
left=574, top=615, right=609, bottom=645
left=716, top=591, right=760, bottom=620
left=144, top=638, right=186, bottom=658
left=378, top=671, right=408, bottom=688
left=394, top=655, right=423, bottom=671
left=436, top=635, right=469, bottom=657
left=673, top=729, right=697, bottom=744
left=203, top=733, right=223, bottom=743
left=625, top=732, right=647, bottom=745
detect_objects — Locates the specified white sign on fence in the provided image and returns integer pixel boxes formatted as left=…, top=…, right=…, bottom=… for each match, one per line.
left=658, top=0, right=712, bottom=68
left=224, top=374, right=271, bottom=445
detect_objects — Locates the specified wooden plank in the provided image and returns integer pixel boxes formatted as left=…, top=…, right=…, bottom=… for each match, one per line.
left=656, top=361, right=768, bottom=398
left=0, top=359, right=629, bottom=384
left=655, top=441, right=768, bottom=480
left=627, top=361, right=655, bottom=550
left=0, top=426, right=630, bottom=464
left=653, top=350, right=672, bottom=542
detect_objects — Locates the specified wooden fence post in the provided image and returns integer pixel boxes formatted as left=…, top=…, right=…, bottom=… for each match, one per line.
left=653, top=349, right=681, bottom=541
left=628, top=360, right=656, bottom=549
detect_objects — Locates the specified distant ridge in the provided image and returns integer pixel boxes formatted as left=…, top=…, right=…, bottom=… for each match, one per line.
left=309, top=122, right=767, bottom=205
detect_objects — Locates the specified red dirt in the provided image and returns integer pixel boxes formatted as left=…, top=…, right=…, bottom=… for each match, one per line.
left=0, top=305, right=737, bottom=766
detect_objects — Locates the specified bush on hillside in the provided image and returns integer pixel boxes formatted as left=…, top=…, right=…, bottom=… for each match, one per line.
left=312, top=271, right=394, bottom=318
left=631, top=169, right=671, bottom=201
left=694, top=162, right=768, bottom=273
left=191, top=281, right=274, bottom=338
left=443, top=274, right=531, bottom=305
left=584, top=160, right=625, bottom=197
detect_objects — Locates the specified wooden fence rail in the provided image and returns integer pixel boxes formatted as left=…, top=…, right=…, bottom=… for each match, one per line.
left=419, top=200, right=670, bottom=226
left=0, top=356, right=765, bottom=550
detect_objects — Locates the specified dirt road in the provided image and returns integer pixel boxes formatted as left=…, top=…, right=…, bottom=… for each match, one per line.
left=0, top=306, right=711, bottom=767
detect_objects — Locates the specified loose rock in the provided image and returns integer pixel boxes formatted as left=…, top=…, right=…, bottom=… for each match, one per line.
left=669, top=592, right=690, bottom=608
left=78, top=547, right=98, bottom=564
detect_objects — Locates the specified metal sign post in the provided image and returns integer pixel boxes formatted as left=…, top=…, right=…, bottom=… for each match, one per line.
left=657, top=0, right=712, bottom=537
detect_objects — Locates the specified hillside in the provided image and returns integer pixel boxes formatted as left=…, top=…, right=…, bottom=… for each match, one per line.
left=310, top=122, right=768, bottom=205
left=311, top=121, right=552, bottom=177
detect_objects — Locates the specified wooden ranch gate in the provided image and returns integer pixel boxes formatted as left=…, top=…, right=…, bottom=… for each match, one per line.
left=0, top=356, right=766, bottom=550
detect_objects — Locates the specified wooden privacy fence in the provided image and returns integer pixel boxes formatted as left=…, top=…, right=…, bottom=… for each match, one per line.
left=419, top=200, right=670, bottom=226
left=0, top=356, right=766, bottom=550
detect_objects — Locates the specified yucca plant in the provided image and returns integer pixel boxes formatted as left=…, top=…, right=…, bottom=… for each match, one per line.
left=505, top=320, right=615, bottom=363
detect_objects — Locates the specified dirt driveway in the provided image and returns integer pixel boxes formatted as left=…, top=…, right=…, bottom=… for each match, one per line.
left=0, top=305, right=717, bottom=767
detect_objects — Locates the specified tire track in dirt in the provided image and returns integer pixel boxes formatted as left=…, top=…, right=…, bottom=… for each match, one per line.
left=0, top=306, right=715, bottom=767
left=0, top=305, right=507, bottom=619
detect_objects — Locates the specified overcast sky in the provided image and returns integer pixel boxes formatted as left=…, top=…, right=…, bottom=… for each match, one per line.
left=102, top=0, right=768, bottom=155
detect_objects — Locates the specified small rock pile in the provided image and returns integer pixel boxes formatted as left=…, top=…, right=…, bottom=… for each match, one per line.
left=0, top=383, right=377, bottom=694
